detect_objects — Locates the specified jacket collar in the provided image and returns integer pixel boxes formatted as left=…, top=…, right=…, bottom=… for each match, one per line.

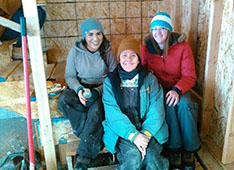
left=144, top=32, right=186, bottom=54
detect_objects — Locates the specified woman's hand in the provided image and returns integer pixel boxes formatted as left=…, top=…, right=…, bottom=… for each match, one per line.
left=166, top=90, right=180, bottom=107
left=133, top=133, right=150, bottom=160
left=78, top=90, right=87, bottom=106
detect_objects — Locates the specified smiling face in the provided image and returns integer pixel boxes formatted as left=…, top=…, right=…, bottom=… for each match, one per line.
left=119, top=50, right=139, bottom=72
left=85, top=29, right=103, bottom=52
left=151, top=27, right=169, bottom=48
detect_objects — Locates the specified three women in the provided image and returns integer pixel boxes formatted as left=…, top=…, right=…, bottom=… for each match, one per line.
left=59, top=12, right=200, bottom=169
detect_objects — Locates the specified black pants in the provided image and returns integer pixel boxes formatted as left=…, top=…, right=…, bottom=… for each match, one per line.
left=57, top=89, right=104, bottom=159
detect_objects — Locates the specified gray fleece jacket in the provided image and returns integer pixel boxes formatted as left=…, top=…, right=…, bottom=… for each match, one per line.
left=65, top=39, right=117, bottom=95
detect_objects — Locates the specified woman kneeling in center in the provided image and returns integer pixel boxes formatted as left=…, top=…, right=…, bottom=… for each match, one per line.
left=102, top=38, right=169, bottom=170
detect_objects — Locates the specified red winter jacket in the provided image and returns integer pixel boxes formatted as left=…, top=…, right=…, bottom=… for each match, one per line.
left=140, top=34, right=196, bottom=94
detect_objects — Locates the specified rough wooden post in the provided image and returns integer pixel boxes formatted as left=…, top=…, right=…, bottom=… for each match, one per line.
left=222, top=88, right=234, bottom=164
left=21, top=0, right=57, bottom=169
left=0, top=16, right=21, bottom=33
left=200, top=0, right=224, bottom=136
left=185, top=0, right=199, bottom=57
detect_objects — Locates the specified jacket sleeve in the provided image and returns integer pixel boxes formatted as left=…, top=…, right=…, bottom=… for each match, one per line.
left=140, top=45, right=148, bottom=67
left=141, top=73, right=166, bottom=137
left=174, top=42, right=197, bottom=94
left=102, top=77, right=139, bottom=140
left=65, top=48, right=83, bottom=93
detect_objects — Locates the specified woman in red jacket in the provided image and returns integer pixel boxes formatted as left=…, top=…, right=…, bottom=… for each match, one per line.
left=140, top=11, right=200, bottom=170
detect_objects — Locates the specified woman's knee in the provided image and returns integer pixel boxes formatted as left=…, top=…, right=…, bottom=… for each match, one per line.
left=178, top=92, right=192, bottom=107
left=59, top=89, right=77, bottom=104
left=119, top=150, right=142, bottom=169
left=88, top=98, right=104, bottom=117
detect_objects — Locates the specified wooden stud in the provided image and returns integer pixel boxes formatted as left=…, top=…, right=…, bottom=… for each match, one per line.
left=0, top=61, right=22, bottom=81
left=173, top=0, right=182, bottom=32
left=7, top=62, right=31, bottom=81
left=21, top=0, right=57, bottom=169
left=0, top=16, right=21, bottom=34
left=222, top=88, right=234, bottom=164
left=203, top=136, right=234, bottom=169
left=66, top=155, right=73, bottom=170
left=45, top=63, right=56, bottom=79
left=186, top=0, right=199, bottom=57
left=200, top=0, right=224, bottom=136
left=50, top=61, right=66, bottom=83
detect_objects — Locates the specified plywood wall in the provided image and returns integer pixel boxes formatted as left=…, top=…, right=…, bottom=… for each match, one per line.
left=209, top=0, right=234, bottom=148
left=195, top=0, right=211, bottom=95
left=41, top=0, right=193, bottom=62
left=40, top=0, right=234, bottom=151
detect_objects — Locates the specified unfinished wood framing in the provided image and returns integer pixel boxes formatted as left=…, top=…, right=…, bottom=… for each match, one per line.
left=0, top=16, right=21, bottom=34
left=201, top=0, right=224, bottom=136
left=222, top=88, right=234, bottom=164
left=21, top=0, right=57, bottom=169
left=185, top=0, right=199, bottom=57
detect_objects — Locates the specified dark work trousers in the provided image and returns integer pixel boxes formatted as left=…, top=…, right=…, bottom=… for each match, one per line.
left=116, top=138, right=169, bottom=170
left=165, top=91, right=201, bottom=152
left=57, top=89, right=104, bottom=159
left=0, top=7, right=46, bottom=47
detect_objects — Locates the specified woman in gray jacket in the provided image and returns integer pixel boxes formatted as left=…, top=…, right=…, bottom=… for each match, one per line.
left=57, top=18, right=117, bottom=169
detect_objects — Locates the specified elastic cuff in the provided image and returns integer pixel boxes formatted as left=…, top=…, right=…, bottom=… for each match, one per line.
left=128, top=131, right=140, bottom=143
left=172, top=87, right=181, bottom=96
left=76, top=86, right=84, bottom=94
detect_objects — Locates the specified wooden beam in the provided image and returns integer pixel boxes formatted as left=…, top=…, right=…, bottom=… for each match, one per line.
left=173, top=0, right=182, bottom=32
left=0, top=16, right=21, bottom=33
left=203, top=136, right=234, bottom=169
left=186, top=0, right=199, bottom=57
left=50, top=61, right=66, bottom=83
left=0, top=61, right=22, bottom=82
left=222, top=88, right=234, bottom=164
left=200, top=0, right=224, bottom=136
left=21, top=0, right=57, bottom=169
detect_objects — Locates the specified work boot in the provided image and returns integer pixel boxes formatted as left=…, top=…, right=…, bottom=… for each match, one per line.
left=183, top=152, right=195, bottom=170
left=169, top=151, right=182, bottom=170
left=74, top=155, right=91, bottom=170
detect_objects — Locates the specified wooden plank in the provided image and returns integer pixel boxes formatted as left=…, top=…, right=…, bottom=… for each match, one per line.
left=186, top=0, right=199, bottom=57
left=203, top=136, right=234, bottom=170
left=0, top=81, right=63, bottom=117
left=222, top=88, right=234, bottom=164
left=36, top=0, right=46, bottom=4
left=21, top=0, right=57, bottom=169
left=200, top=0, right=224, bottom=136
left=51, top=61, right=66, bottom=83
left=0, top=39, right=16, bottom=51
left=66, top=155, right=73, bottom=170
left=45, top=63, right=56, bottom=79
left=35, top=118, right=73, bottom=146
left=0, top=61, right=22, bottom=82
left=0, top=16, right=21, bottom=34
left=173, top=0, right=182, bottom=32
left=7, top=62, right=31, bottom=81
left=197, top=141, right=223, bottom=170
